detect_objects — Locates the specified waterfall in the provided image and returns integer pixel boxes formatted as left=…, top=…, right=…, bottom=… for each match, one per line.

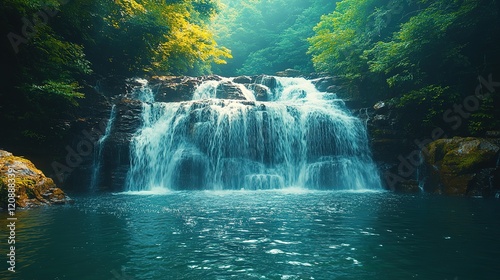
left=90, top=105, right=116, bottom=191
left=125, top=77, right=381, bottom=191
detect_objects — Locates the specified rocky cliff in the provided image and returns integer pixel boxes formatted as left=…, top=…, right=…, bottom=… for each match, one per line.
left=65, top=73, right=357, bottom=191
left=6, top=71, right=496, bottom=197
left=363, top=98, right=500, bottom=197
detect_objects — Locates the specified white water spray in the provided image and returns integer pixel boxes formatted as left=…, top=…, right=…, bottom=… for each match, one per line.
left=126, top=77, right=381, bottom=191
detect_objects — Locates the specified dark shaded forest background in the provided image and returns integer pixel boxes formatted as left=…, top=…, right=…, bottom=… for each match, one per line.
left=1, top=0, right=500, bottom=155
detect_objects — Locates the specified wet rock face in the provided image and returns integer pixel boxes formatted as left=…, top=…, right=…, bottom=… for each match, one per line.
left=275, top=69, right=302, bottom=77
left=0, top=150, right=71, bottom=208
left=423, top=137, right=500, bottom=195
left=361, top=99, right=413, bottom=192
left=311, top=77, right=337, bottom=92
left=360, top=97, right=500, bottom=196
left=247, top=84, right=271, bottom=101
left=216, top=82, right=247, bottom=100
left=233, top=76, right=253, bottom=84
left=253, top=75, right=278, bottom=93
left=100, top=99, right=144, bottom=191
left=151, top=76, right=203, bottom=102
left=62, top=96, right=144, bottom=192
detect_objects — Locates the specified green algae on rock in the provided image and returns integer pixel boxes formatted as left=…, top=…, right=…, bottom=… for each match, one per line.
left=0, top=150, right=71, bottom=209
left=424, top=137, right=500, bottom=195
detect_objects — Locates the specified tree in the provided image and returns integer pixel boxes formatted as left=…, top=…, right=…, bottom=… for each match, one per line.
left=0, top=0, right=232, bottom=147
left=308, top=0, right=500, bottom=135
left=211, top=0, right=336, bottom=76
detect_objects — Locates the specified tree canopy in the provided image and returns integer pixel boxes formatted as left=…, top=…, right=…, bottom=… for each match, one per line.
left=0, top=0, right=231, bottom=145
left=211, top=0, right=336, bottom=76
left=1, top=0, right=499, bottom=147
left=308, top=0, right=500, bottom=135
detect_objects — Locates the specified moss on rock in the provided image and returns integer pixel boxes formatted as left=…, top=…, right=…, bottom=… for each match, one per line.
left=424, top=137, right=499, bottom=195
left=0, top=150, right=71, bottom=208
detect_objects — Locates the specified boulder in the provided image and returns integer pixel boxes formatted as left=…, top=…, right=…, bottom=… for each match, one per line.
left=311, top=77, right=337, bottom=92
left=233, top=76, right=252, bottom=84
left=253, top=75, right=278, bottom=93
left=216, top=82, right=247, bottom=100
left=200, top=75, right=223, bottom=82
left=0, top=150, right=71, bottom=208
left=373, top=101, right=388, bottom=113
left=151, top=76, right=202, bottom=102
left=275, top=69, right=302, bottom=77
left=247, top=84, right=272, bottom=101
left=423, top=137, right=500, bottom=195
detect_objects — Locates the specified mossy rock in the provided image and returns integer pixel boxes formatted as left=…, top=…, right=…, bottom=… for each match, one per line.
left=424, top=137, right=499, bottom=195
left=0, top=150, right=70, bottom=208
left=427, top=137, right=499, bottom=173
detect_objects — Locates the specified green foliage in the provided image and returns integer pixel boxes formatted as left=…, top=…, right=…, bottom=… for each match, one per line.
left=468, top=95, right=500, bottom=136
left=30, top=81, right=84, bottom=105
left=309, top=0, right=377, bottom=78
left=56, top=0, right=230, bottom=76
left=309, top=0, right=500, bottom=134
left=308, top=0, right=495, bottom=86
left=365, top=0, right=478, bottom=88
left=212, top=0, right=336, bottom=75
left=0, top=0, right=233, bottom=147
left=397, top=85, right=455, bottom=128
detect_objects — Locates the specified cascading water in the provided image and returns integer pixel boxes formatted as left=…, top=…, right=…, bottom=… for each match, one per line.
left=90, top=105, right=116, bottom=191
left=125, top=77, right=381, bottom=191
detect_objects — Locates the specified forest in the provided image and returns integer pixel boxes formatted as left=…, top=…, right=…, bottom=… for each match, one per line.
left=2, top=2, right=500, bottom=278
left=1, top=0, right=500, bottom=148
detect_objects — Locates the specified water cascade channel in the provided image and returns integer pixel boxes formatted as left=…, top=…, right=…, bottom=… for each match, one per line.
left=125, top=77, right=381, bottom=191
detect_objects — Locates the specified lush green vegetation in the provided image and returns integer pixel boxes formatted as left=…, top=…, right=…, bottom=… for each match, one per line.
left=211, top=0, right=336, bottom=76
left=0, top=0, right=230, bottom=146
left=1, top=0, right=499, bottom=151
left=309, top=0, right=500, bottom=136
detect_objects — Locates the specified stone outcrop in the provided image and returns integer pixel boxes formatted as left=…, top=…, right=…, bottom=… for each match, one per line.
left=150, top=76, right=203, bottom=102
left=311, top=76, right=338, bottom=92
left=0, top=150, right=71, bottom=208
left=361, top=97, right=500, bottom=196
left=310, top=76, right=360, bottom=101
left=247, top=84, right=272, bottom=101
left=233, top=76, right=253, bottom=84
left=216, top=82, right=247, bottom=100
left=275, top=69, right=302, bottom=77
left=423, top=137, right=500, bottom=196
left=358, top=100, right=415, bottom=193
left=252, top=75, right=278, bottom=93
left=99, top=98, right=144, bottom=191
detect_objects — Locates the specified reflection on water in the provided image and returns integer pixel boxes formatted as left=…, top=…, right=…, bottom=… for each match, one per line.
left=1, top=191, right=499, bottom=280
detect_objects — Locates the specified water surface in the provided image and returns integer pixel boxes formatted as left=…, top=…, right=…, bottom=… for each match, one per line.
left=1, top=191, right=499, bottom=279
